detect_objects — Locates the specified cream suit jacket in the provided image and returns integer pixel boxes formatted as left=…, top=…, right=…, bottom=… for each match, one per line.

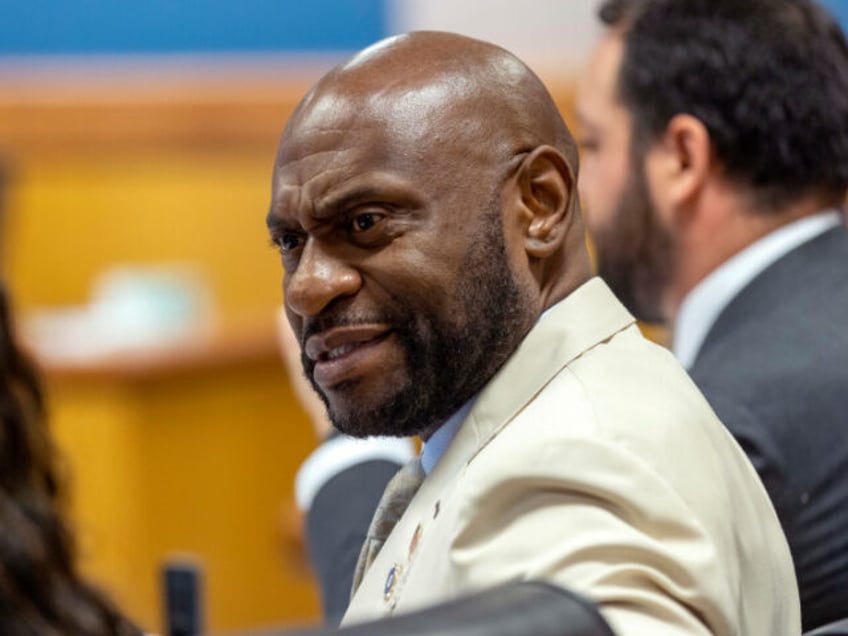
left=342, top=278, right=800, bottom=635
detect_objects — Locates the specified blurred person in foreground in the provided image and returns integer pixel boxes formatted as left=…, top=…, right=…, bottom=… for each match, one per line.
left=268, top=30, right=799, bottom=634
left=577, top=0, right=848, bottom=630
left=0, top=282, right=140, bottom=636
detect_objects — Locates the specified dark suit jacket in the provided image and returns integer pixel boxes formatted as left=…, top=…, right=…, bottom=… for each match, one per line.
left=688, top=224, right=848, bottom=631
left=306, top=459, right=402, bottom=625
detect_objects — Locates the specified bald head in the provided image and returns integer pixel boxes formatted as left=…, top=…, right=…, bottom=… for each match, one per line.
left=268, top=32, right=590, bottom=439
left=280, top=31, right=578, bottom=178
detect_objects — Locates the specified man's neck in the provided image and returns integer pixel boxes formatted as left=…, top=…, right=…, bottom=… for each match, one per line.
left=672, top=209, right=842, bottom=368
left=665, top=187, right=842, bottom=322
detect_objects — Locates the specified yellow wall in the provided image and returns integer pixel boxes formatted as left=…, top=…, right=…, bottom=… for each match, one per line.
left=7, top=151, right=284, bottom=313
left=0, top=75, right=316, bottom=308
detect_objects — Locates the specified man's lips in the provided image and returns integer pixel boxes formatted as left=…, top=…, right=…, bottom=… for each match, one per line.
left=305, top=325, right=393, bottom=387
left=304, top=325, right=391, bottom=361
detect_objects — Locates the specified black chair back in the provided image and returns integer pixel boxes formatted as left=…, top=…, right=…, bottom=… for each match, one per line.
left=283, top=581, right=615, bottom=636
left=805, top=618, right=848, bottom=636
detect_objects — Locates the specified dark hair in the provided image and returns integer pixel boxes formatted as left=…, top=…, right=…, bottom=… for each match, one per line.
left=600, top=0, right=848, bottom=209
left=0, top=285, right=140, bottom=636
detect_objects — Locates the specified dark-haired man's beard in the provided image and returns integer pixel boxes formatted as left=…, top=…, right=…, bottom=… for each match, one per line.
left=303, top=207, right=535, bottom=441
left=593, top=163, right=676, bottom=325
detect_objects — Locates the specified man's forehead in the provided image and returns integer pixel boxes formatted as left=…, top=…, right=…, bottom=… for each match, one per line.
left=272, top=63, right=512, bottom=211
left=277, top=81, right=473, bottom=176
left=577, top=33, right=627, bottom=122
left=584, top=34, right=624, bottom=98
left=376, top=79, right=473, bottom=136
left=276, top=112, right=388, bottom=184
left=278, top=92, right=359, bottom=160
left=272, top=101, right=414, bottom=212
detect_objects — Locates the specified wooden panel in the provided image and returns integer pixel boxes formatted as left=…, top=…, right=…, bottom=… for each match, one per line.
left=6, top=152, right=283, bottom=311
left=48, top=351, right=322, bottom=633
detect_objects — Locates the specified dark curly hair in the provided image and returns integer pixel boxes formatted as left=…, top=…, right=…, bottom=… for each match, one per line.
left=600, top=0, right=848, bottom=210
left=0, top=284, right=140, bottom=636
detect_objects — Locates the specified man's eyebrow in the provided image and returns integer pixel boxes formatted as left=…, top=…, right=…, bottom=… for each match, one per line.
left=265, top=210, right=290, bottom=236
left=314, top=185, right=386, bottom=218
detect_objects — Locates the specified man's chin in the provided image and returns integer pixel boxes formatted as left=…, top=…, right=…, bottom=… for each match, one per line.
left=323, top=391, right=416, bottom=439
left=328, top=414, right=417, bottom=440
left=327, top=396, right=403, bottom=438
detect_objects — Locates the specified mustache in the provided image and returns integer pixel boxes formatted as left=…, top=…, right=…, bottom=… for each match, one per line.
left=300, top=311, right=402, bottom=344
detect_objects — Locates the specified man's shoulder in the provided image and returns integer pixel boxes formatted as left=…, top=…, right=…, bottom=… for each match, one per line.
left=691, top=231, right=848, bottom=396
left=480, top=323, right=725, bottom=474
left=696, top=224, right=848, bottom=361
left=557, top=323, right=715, bottom=437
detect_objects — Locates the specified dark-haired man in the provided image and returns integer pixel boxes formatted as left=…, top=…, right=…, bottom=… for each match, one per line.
left=577, top=0, right=848, bottom=630
left=270, top=30, right=799, bottom=634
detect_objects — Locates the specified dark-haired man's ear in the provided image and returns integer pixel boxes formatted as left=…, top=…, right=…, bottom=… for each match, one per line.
left=515, top=145, right=577, bottom=258
left=646, top=114, right=711, bottom=224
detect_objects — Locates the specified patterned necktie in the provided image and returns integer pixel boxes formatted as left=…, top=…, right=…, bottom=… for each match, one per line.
left=350, top=456, right=425, bottom=598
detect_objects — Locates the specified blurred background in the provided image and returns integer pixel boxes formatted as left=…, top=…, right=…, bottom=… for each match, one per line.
left=1, top=1, right=845, bottom=633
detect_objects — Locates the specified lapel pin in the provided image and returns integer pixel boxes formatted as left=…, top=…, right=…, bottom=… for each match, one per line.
left=384, top=563, right=402, bottom=601
left=408, top=523, right=423, bottom=559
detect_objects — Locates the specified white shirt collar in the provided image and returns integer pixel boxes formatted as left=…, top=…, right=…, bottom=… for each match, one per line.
left=673, top=210, right=842, bottom=369
left=419, top=302, right=561, bottom=474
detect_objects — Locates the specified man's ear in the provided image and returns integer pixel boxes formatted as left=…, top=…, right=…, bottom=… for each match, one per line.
left=514, top=145, right=576, bottom=259
left=646, top=114, right=712, bottom=222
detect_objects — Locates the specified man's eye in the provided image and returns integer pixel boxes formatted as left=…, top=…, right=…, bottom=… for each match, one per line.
left=578, top=138, right=598, bottom=153
left=279, top=232, right=303, bottom=252
left=351, top=212, right=384, bottom=233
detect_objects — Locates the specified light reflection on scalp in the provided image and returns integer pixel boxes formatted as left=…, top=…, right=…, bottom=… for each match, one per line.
left=371, top=78, right=476, bottom=148
left=340, top=34, right=410, bottom=72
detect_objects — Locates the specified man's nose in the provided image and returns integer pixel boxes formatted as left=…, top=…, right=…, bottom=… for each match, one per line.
left=284, top=239, right=361, bottom=318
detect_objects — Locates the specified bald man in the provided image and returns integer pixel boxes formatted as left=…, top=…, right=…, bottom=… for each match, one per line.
left=268, top=32, right=799, bottom=634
